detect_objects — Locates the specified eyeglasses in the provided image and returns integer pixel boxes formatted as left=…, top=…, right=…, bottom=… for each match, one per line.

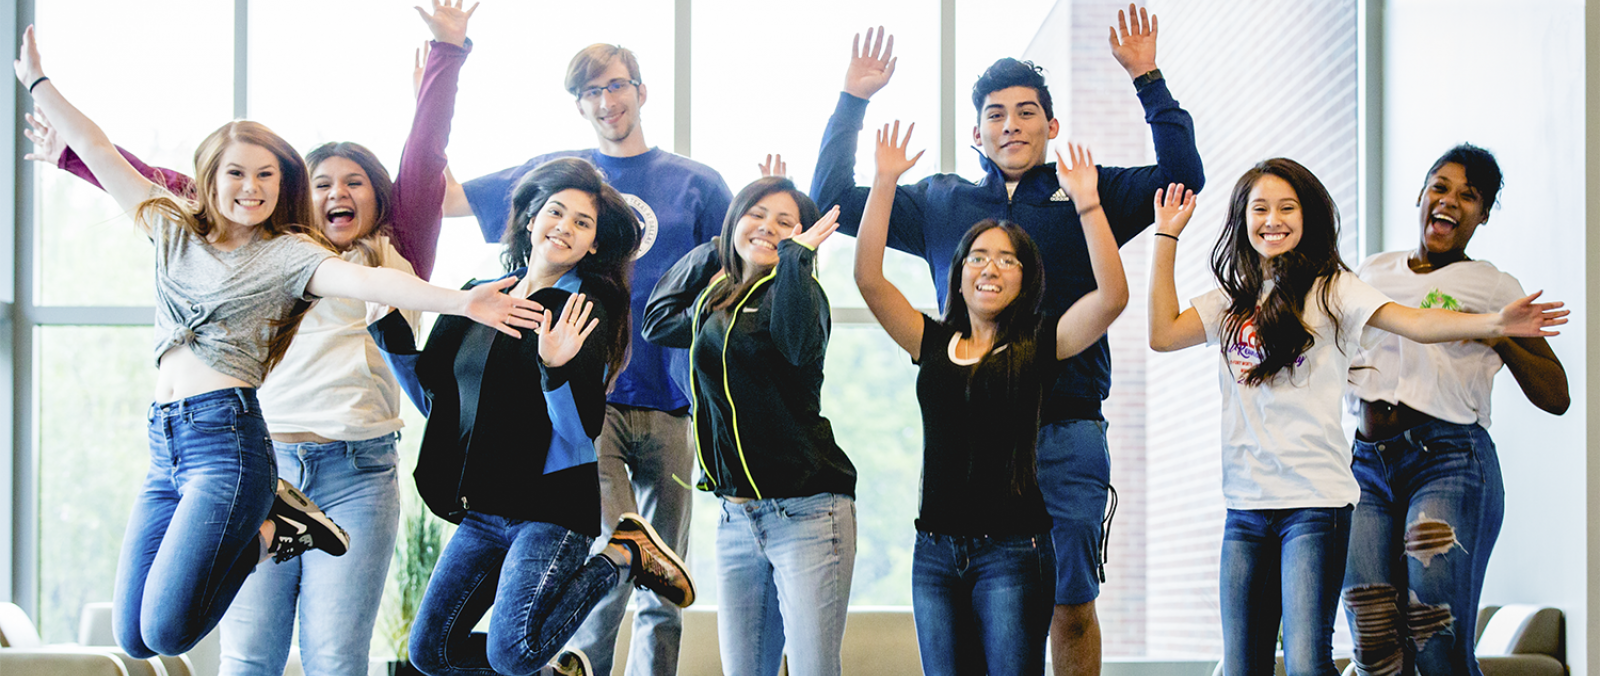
left=578, top=79, right=641, bottom=101
left=963, top=254, right=1022, bottom=270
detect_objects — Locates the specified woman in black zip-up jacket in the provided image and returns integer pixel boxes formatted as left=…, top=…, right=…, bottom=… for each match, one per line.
left=372, top=158, right=696, bottom=675
left=643, top=176, right=856, bottom=676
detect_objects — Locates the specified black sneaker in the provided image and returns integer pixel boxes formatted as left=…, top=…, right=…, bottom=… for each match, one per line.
left=537, top=648, right=591, bottom=676
left=267, top=479, right=349, bottom=563
left=609, top=512, right=695, bottom=608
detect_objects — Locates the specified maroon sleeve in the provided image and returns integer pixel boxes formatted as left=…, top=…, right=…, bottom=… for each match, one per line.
left=58, top=145, right=194, bottom=197
left=388, top=39, right=470, bottom=281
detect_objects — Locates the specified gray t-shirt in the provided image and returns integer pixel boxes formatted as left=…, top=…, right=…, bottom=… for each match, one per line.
left=151, top=214, right=336, bottom=387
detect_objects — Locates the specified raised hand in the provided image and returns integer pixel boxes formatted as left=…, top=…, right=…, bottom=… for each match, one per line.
left=14, top=25, right=44, bottom=87
left=465, top=276, right=544, bottom=338
left=1497, top=291, right=1569, bottom=338
left=843, top=26, right=896, bottom=100
left=1054, top=143, right=1099, bottom=208
left=1153, top=182, right=1196, bottom=237
left=538, top=293, right=600, bottom=368
left=1108, top=3, right=1158, bottom=79
left=874, top=121, right=924, bottom=183
left=790, top=205, right=842, bottom=250
left=759, top=153, right=787, bottom=178
left=22, top=106, right=62, bottom=165
left=414, top=0, right=477, bottom=48
left=412, top=41, right=431, bottom=99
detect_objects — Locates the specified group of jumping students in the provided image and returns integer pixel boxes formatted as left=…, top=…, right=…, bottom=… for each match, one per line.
left=15, top=1, right=1569, bottom=675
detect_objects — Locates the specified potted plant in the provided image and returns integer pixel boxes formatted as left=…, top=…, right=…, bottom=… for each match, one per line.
left=383, top=502, right=445, bottom=676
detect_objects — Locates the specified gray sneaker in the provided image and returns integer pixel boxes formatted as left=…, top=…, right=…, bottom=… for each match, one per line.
left=609, top=512, right=696, bottom=607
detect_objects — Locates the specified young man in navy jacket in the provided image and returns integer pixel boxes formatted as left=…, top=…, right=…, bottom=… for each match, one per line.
left=809, top=8, right=1203, bottom=675
left=443, top=44, right=731, bottom=676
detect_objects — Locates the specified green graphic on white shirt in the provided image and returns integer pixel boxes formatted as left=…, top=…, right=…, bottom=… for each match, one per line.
left=1421, top=289, right=1461, bottom=311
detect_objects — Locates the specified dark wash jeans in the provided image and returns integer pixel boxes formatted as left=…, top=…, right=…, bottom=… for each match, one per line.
left=911, top=531, right=1055, bottom=676
left=409, top=513, right=621, bottom=676
left=1220, top=505, right=1353, bottom=676
left=1343, top=420, right=1503, bottom=676
left=116, top=388, right=277, bottom=658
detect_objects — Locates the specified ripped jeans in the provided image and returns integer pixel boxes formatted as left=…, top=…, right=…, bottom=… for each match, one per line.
left=1342, top=421, right=1504, bottom=676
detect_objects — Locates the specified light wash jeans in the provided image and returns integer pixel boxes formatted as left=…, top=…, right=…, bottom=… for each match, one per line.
left=715, top=493, right=856, bottom=676
left=1343, top=421, right=1504, bottom=676
left=565, top=406, right=694, bottom=676
left=911, top=531, right=1054, bottom=676
left=218, top=432, right=402, bottom=676
left=410, top=514, right=622, bottom=676
left=116, top=388, right=277, bottom=658
left=1220, top=505, right=1353, bottom=676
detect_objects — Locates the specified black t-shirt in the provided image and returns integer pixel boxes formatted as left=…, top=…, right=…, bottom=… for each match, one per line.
left=913, top=314, right=1057, bottom=536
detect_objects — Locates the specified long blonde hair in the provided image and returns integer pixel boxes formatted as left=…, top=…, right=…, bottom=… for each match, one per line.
left=134, top=120, right=336, bottom=374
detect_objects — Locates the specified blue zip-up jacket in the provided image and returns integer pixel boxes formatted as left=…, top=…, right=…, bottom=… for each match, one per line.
left=810, top=79, right=1204, bottom=419
left=369, top=270, right=610, bottom=536
left=642, top=240, right=856, bottom=501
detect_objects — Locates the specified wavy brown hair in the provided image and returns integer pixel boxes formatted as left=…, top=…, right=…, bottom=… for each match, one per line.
left=500, top=157, right=640, bottom=392
left=1209, top=158, right=1348, bottom=386
left=134, top=120, right=335, bottom=375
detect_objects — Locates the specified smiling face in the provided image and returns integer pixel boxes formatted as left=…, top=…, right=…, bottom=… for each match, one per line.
left=1245, top=174, right=1303, bottom=260
left=574, top=59, right=646, bottom=146
left=733, top=191, right=800, bottom=269
left=973, top=86, right=1060, bottom=181
left=211, top=142, right=281, bottom=228
left=959, top=227, right=1025, bottom=319
left=527, top=188, right=600, bottom=271
left=311, top=156, right=379, bottom=249
left=1416, top=162, right=1488, bottom=255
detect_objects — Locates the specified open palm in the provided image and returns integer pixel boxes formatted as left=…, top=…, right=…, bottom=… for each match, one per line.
left=539, top=293, right=599, bottom=368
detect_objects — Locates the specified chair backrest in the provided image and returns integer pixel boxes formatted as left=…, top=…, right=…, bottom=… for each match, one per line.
left=0, top=602, right=44, bottom=648
left=1476, top=605, right=1500, bottom=641
left=79, top=602, right=118, bottom=647
left=1476, top=604, right=1564, bottom=661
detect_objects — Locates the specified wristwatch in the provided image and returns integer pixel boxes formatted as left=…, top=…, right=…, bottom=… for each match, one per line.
left=1132, top=68, right=1164, bottom=92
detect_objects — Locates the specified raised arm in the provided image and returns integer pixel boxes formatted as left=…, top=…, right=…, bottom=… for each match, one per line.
left=770, top=211, right=841, bottom=366
left=391, top=0, right=478, bottom=280
left=1147, top=183, right=1206, bottom=351
left=16, top=26, right=158, bottom=227
left=1366, top=291, right=1567, bottom=344
left=537, top=292, right=606, bottom=450
left=307, top=257, right=541, bottom=337
left=28, top=107, right=194, bottom=195
left=642, top=242, right=722, bottom=348
left=1482, top=336, right=1570, bottom=415
left=1053, top=143, right=1129, bottom=359
left=854, top=121, right=926, bottom=358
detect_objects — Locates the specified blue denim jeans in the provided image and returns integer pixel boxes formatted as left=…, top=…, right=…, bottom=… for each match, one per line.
left=1342, top=421, right=1504, bottom=676
left=115, top=388, right=277, bottom=658
left=716, top=493, right=856, bottom=676
left=911, top=531, right=1054, bottom=676
left=1220, top=505, right=1353, bottom=676
left=1035, top=419, right=1111, bottom=605
left=565, top=406, right=694, bottom=676
left=410, top=513, right=623, bottom=676
left=218, top=432, right=402, bottom=676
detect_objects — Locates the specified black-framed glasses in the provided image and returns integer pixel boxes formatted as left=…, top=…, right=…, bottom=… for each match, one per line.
left=963, top=253, right=1023, bottom=270
left=579, top=79, right=641, bottom=101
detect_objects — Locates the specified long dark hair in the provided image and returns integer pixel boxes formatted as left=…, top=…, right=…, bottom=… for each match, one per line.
left=1209, top=158, right=1348, bottom=386
left=305, top=141, right=396, bottom=266
left=941, top=220, right=1047, bottom=495
left=500, top=157, right=640, bottom=391
left=707, top=177, right=822, bottom=311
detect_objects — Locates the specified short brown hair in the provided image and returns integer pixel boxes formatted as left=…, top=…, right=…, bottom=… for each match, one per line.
left=564, top=43, right=641, bottom=97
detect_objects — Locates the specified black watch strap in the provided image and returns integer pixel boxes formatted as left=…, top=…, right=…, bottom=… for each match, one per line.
left=1132, top=68, right=1164, bottom=92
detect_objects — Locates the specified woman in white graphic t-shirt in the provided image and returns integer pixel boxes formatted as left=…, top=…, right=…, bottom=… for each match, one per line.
left=1342, top=144, right=1569, bottom=676
left=1145, top=158, right=1566, bottom=676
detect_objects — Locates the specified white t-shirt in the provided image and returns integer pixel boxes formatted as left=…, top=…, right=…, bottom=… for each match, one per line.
left=256, top=236, right=422, bottom=441
left=1193, top=271, right=1392, bottom=510
left=1346, top=250, right=1523, bottom=429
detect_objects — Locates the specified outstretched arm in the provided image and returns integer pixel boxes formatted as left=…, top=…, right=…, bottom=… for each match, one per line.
left=1367, top=291, right=1567, bottom=344
left=1054, top=143, right=1129, bottom=359
left=1147, top=183, right=1206, bottom=351
left=1482, top=336, right=1570, bottom=414
left=30, top=106, right=194, bottom=194
left=854, top=121, right=926, bottom=358
left=307, top=257, right=542, bottom=337
left=771, top=210, right=841, bottom=367
left=16, top=26, right=157, bottom=229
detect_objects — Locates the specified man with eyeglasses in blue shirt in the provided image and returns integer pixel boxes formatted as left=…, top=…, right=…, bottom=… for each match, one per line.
left=443, top=43, right=732, bottom=676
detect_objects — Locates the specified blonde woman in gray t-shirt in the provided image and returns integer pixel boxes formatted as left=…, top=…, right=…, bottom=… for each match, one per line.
left=15, top=25, right=541, bottom=659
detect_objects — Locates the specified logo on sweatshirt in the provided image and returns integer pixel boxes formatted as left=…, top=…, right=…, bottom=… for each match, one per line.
left=1420, top=288, right=1461, bottom=311
left=623, top=192, right=659, bottom=260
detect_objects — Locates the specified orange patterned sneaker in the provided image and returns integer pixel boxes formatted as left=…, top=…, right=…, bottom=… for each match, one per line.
left=609, top=512, right=695, bottom=607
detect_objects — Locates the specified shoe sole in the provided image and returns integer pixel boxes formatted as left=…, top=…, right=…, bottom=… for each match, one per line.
left=620, top=511, right=695, bottom=607
left=275, top=481, right=350, bottom=556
